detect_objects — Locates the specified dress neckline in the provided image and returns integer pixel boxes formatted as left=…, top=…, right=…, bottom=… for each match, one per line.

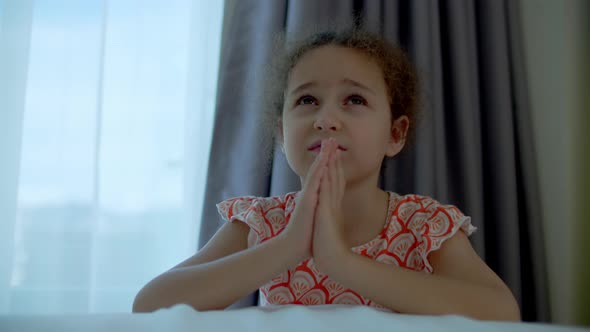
left=286, top=190, right=396, bottom=251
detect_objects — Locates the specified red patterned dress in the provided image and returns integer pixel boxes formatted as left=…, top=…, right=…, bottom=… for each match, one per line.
left=216, top=191, right=477, bottom=311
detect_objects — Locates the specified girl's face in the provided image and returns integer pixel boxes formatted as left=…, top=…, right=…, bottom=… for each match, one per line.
left=281, top=45, right=409, bottom=185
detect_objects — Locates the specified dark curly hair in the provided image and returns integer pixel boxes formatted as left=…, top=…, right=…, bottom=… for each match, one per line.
left=260, top=28, right=421, bottom=173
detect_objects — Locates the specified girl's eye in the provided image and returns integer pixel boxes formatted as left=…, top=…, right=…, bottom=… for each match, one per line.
left=346, top=95, right=367, bottom=106
left=296, top=95, right=317, bottom=106
left=294, top=94, right=366, bottom=107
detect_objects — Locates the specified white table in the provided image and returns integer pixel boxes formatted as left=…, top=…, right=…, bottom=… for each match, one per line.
left=0, top=304, right=587, bottom=332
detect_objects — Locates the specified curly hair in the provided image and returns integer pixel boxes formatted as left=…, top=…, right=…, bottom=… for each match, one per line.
left=259, top=28, right=421, bottom=172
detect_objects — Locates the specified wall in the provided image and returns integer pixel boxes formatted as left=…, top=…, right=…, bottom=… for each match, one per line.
left=519, top=0, right=588, bottom=326
left=572, top=1, right=590, bottom=325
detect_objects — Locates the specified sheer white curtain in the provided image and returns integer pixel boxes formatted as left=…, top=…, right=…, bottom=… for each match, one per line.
left=0, top=0, right=223, bottom=314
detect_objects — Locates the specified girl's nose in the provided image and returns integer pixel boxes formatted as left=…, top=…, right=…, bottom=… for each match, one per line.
left=313, top=108, right=341, bottom=131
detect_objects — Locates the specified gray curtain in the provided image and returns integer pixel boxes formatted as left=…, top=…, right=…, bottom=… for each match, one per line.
left=198, top=0, right=549, bottom=322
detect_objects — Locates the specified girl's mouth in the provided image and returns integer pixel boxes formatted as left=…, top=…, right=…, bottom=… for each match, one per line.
left=309, top=146, right=346, bottom=152
left=307, top=140, right=348, bottom=151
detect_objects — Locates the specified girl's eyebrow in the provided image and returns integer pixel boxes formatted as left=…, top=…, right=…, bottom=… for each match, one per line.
left=341, top=78, right=376, bottom=96
left=287, top=78, right=376, bottom=97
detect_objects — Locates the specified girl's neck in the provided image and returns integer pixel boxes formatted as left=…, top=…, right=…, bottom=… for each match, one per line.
left=339, top=184, right=388, bottom=237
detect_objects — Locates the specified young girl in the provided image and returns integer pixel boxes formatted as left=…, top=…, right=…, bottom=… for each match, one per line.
left=133, top=29, right=521, bottom=321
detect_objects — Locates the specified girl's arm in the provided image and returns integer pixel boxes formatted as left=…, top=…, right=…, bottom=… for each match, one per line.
left=132, top=221, right=304, bottom=312
left=320, top=230, right=521, bottom=321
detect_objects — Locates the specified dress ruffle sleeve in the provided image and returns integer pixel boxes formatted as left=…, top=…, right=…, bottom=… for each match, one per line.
left=407, top=197, right=477, bottom=273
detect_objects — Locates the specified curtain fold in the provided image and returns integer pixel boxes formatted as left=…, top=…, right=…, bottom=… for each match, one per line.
left=201, top=0, right=549, bottom=321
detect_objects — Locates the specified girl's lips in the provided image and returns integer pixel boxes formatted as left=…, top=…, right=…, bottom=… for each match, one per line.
left=307, top=140, right=348, bottom=151
left=309, top=146, right=346, bottom=152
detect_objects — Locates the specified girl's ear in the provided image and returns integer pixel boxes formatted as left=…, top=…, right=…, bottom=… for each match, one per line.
left=386, top=115, right=409, bottom=157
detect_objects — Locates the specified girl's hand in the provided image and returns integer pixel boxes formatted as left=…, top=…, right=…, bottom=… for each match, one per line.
left=280, top=140, right=329, bottom=262
left=312, top=138, right=349, bottom=272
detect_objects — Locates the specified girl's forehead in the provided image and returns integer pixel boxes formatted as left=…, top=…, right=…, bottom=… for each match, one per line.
left=287, top=45, right=386, bottom=93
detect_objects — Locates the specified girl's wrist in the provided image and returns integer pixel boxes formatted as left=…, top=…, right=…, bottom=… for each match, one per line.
left=314, top=246, right=351, bottom=275
left=276, top=231, right=310, bottom=265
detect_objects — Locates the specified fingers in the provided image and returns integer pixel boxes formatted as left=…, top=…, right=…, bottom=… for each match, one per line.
left=319, top=139, right=338, bottom=207
left=319, top=154, right=329, bottom=202
left=305, top=138, right=343, bottom=201
left=303, top=140, right=329, bottom=193
left=336, top=149, right=345, bottom=193
left=328, top=144, right=338, bottom=205
left=318, top=140, right=333, bottom=200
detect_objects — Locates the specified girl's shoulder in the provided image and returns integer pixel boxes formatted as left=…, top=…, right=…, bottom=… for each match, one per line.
left=215, top=191, right=299, bottom=243
left=382, top=191, right=477, bottom=273
left=389, top=192, right=476, bottom=235
left=215, top=191, right=297, bottom=218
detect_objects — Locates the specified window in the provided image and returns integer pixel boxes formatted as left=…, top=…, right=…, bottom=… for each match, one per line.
left=1, top=0, right=224, bottom=313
